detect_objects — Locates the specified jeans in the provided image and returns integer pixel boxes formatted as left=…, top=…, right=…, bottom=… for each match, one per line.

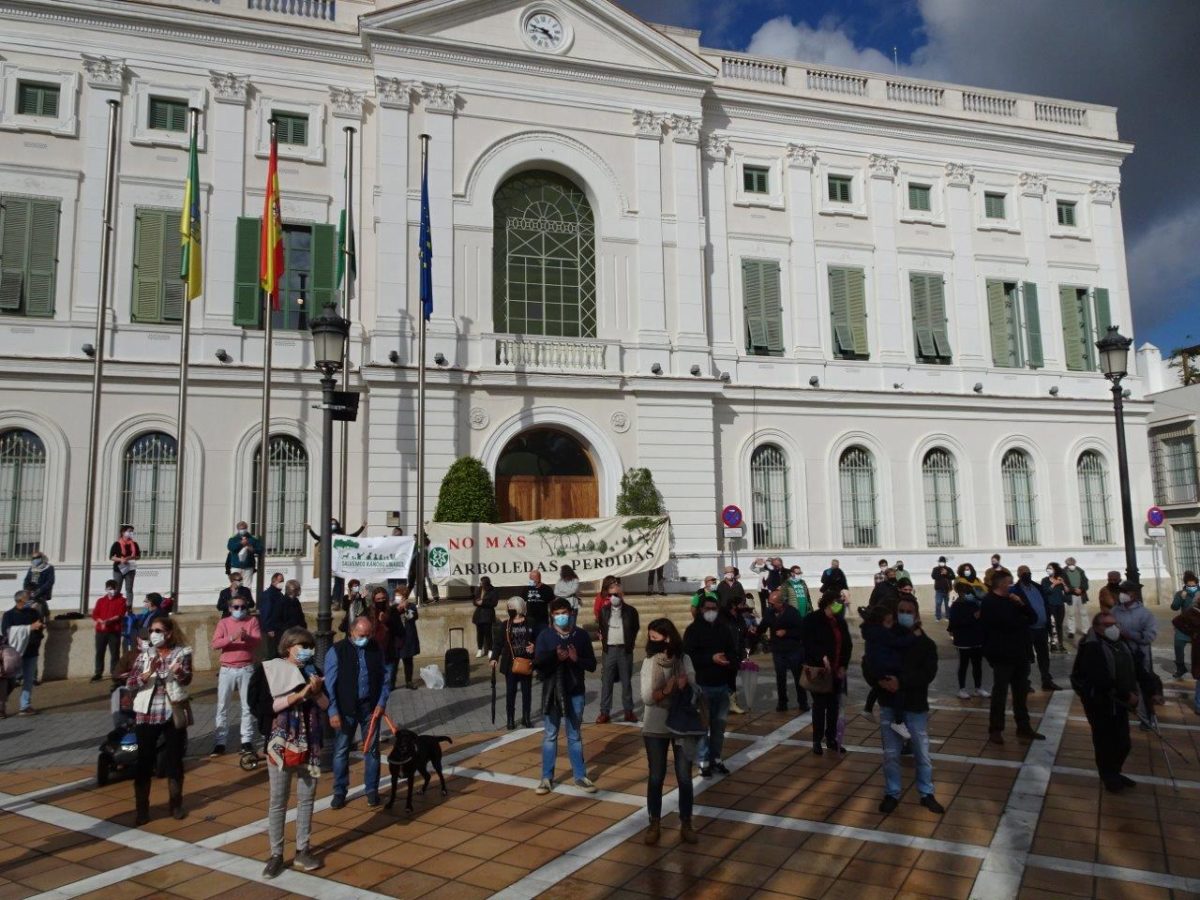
left=957, top=648, right=983, bottom=689
left=215, top=665, right=255, bottom=745
left=19, top=657, right=36, bottom=710
left=880, top=708, right=934, bottom=797
left=644, top=735, right=694, bottom=820
left=118, top=570, right=136, bottom=602
left=1175, top=630, right=1190, bottom=674
left=600, top=648, right=634, bottom=715
left=934, top=591, right=949, bottom=621
left=697, top=684, right=731, bottom=766
left=332, top=699, right=381, bottom=798
left=506, top=673, right=532, bottom=721
left=1194, top=681, right=1200, bottom=714
left=772, top=651, right=808, bottom=710
left=94, top=632, right=121, bottom=677
left=268, top=765, right=316, bottom=857
left=812, top=679, right=841, bottom=747
left=989, top=658, right=1032, bottom=733
left=542, top=692, right=586, bottom=781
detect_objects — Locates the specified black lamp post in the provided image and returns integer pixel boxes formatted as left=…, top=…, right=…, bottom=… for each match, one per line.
left=1096, top=324, right=1139, bottom=586
left=310, top=304, right=350, bottom=664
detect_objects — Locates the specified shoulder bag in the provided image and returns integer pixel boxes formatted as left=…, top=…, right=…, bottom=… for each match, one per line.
left=508, top=625, right=533, bottom=677
left=800, top=664, right=834, bottom=694
left=666, top=662, right=708, bottom=737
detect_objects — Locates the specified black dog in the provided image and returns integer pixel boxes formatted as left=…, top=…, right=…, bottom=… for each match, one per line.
left=384, top=729, right=453, bottom=813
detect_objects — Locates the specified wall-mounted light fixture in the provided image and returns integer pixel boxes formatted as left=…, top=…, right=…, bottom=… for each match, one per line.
left=808, top=375, right=819, bottom=387
left=388, top=350, right=401, bottom=364
left=650, top=363, right=662, bottom=375
left=82, top=343, right=96, bottom=358
left=973, top=382, right=984, bottom=394
left=690, top=364, right=701, bottom=376
left=1049, top=385, right=1059, bottom=396
left=215, top=349, right=232, bottom=364
left=434, top=352, right=447, bottom=366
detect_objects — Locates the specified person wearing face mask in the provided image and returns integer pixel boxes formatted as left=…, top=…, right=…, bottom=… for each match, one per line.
left=22, top=551, right=54, bottom=619
left=533, top=598, right=598, bottom=795
left=861, top=605, right=918, bottom=740
left=1062, top=557, right=1090, bottom=640
left=1014, top=566, right=1061, bottom=692
left=258, top=572, right=287, bottom=659
left=126, top=617, right=192, bottom=823
left=324, top=616, right=393, bottom=809
left=763, top=589, right=807, bottom=715
left=821, top=559, right=848, bottom=595
left=524, top=569, right=555, bottom=632
left=2, top=590, right=45, bottom=715
left=1097, top=571, right=1123, bottom=614
left=981, top=571, right=1044, bottom=745
left=472, top=576, right=499, bottom=658
left=874, top=559, right=889, bottom=586
left=125, top=593, right=165, bottom=651
left=210, top=594, right=262, bottom=756
left=948, top=582, right=988, bottom=699
left=782, top=567, right=812, bottom=617
left=225, top=521, right=263, bottom=586
left=217, top=571, right=254, bottom=619
left=553, top=566, right=581, bottom=628
left=954, top=563, right=985, bottom=598
left=248, top=627, right=327, bottom=878
left=868, top=568, right=901, bottom=614
left=1170, top=571, right=1200, bottom=679
left=387, top=587, right=421, bottom=690
left=91, top=579, right=127, bottom=682
left=276, top=579, right=308, bottom=636
left=596, top=586, right=640, bottom=724
left=1071, top=611, right=1139, bottom=792
left=715, top=566, right=747, bottom=618
left=683, top=596, right=739, bottom=777
left=109, top=524, right=141, bottom=603
left=1040, top=563, right=1069, bottom=653
left=893, top=560, right=912, bottom=584
left=1109, top=582, right=1159, bottom=724
left=931, top=557, right=954, bottom=623
left=691, top=576, right=719, bottom=620
left=801, top=590, right=852, bottom=753
left=982, top=554, right=1012, bottom=592
left=1171, top=599, right=1200, bottom=714
left=593, top=575, right=621, bottom=623
left=491, top=597, right=535, bottom=730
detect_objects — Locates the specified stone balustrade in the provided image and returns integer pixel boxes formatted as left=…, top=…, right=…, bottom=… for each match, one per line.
left=489, top=334, right=613, bottom=373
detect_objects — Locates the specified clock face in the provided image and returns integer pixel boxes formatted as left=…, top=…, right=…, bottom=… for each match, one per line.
left=525, top=12, right=565, bottom=51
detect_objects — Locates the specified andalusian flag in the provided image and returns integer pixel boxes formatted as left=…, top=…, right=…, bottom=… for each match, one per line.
left=179, top=117, right=202, bottom=300
left=259, top=127, right=285, bottom=310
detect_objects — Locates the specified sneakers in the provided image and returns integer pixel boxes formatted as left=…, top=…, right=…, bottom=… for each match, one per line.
left=975, top=687, right=991, bottom=698
left=575, top=777, right=598, bottom=794
left=957, top=688, right=971, bottom=700
left=728, top=697, right=746, bottom=715
left=890, top=721, right=912, bottom=740
left=210, top=744, right=226, bottom=758
left=812, top=743, right=824, bottom=756
left=293, top=850, right=321, bottom=872
left=1174, top=669, right=1188, bottom=680
left=712, top=760, right=730, bottom=775
left=878, top=795, right=899, bottom=815
left=263, top=855, right=285, bottom=879
left=699, top=765, right=712, bottom=778
left=366, top=793, right=380, bottom=808
left=595, top=713, right=611, bottom=725
left=535, top=779, right=552, bottom=795
left=330, top=793, right=346, bottom=810
left=475, top=649, right=484, bottom=658
left=920, top=795, right=946, bottom=815
left=17, top=707, right=37, bottom=716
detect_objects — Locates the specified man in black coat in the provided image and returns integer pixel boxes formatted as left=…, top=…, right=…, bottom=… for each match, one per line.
left=217, top=571, right=254, bottom=618
left=821, top=559, right=849, bottom=595
left=868, top=569, right=901, bottom=613
left=1072, top=610, right=1139, bottom=792
left=716, top=566, right=748, bottom=618
left=981, top=571, right=1044, bottom=744
left=523, top=569, right=555, bottom=632
left=762, top=589, right=807, bottom=713
left=684, top=596, right=739, bottom=777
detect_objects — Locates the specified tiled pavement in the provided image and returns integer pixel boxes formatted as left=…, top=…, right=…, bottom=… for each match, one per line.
left=3, top=610, right=1200, bottom=898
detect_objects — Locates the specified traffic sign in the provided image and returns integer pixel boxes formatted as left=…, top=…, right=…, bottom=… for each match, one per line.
left=1147, top=506, right=1165, bottom=527
left=1147, top=526, right=1166, bottom=538
left=723, top=525, right=744, bottom=539
left=721, top=505, right=743, bottom=528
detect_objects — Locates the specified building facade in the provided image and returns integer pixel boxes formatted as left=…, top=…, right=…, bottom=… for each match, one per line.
left=0, top=0, right=1156, bottom=605
left=1148, top=381, right=1200, bottom=592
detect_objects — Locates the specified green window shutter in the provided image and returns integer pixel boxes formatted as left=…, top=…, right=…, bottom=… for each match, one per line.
left=846, top=267, right=868, bottom=356
left=132, top=209, right=165, bottom=323
left=1022, top=282, right=1044, bottom=369
left=743, top=260, right=767, bottom=353
left=24, top=200, right=58, bottom=317
left=309, top=223, right=337, bottom=310
left=762, top=261, right=783, bottom=354
left=233, top=216, right=262, bottom=328
left=829, top=267, right=851, bottom=356
left=161, top=210, right=184, bottom=323
left=927, top=275, right=950, bottom=360
left=828, top=176, right=851, bottom=204
left=908, top=185, right=930, bottom=212
left=911, top=274, right=933, bottom=359
left=1060, top=286, right=1088, bottom=371
left=984, top=193, right=1005, bottom=220
left=1093, top=288, right=1112, bottom=335
left=987, top=280, right=1012, bottom=367
left=0, top=197, right=29, bottom=312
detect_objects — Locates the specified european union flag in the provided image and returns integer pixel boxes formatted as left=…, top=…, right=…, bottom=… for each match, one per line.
left=419, top=149, right=432, bottom=321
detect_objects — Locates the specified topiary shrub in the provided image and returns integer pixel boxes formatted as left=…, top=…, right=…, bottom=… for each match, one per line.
left=616, top=467, right=664, bottom=517
left=434, top=456, right=500, bottom=523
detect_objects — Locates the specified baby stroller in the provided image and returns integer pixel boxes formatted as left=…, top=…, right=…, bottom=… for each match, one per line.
left=97, top=684, right=176, bottom=785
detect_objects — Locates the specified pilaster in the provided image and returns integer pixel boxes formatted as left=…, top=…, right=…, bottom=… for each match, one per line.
left=868, top=154, right=906, bottom=363
left=632, top=109, right=669, bottom=370
left=703, top=133, right=736, bottom=360
left=419, top=82, right=459, bottom=365
left=786, top=144, right=822, bottom=360
left=945, top=162, right=986, bottom=366
left=204, top=71, right=249, bottom=331
left=373, top=77, right=415, bottom=363
left=1019, top=171, right=1061, bottom=369
left=667, top=115, right=707, bottom=371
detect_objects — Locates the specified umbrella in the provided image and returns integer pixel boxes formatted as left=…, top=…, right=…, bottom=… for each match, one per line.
left=490, top=665, right=497, bottom=726
left=739, top=659, right=759, bottom=712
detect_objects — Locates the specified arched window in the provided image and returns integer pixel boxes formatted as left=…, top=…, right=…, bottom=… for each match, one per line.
left=1001, top=449, right=1038, bottom=546
left=922, top=448, right=961, bottom=547
left=252, top=436, right=308, bottom=556
left=1077, top=450, right=1112, bottom=545
left=750, top=444, right=791, bottom=549
left=839, top=446, right=878, bottom=548
left=121, top=432, right=177, bottom=558
left=0, top=429, right=47, bottom=560
left=493, top=170, right=597, bottom=339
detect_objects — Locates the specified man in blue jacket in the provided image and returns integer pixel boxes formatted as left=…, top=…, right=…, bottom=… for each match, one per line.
left=534, top=598, right=597, bottom=795
left=1014, top=565, right=1061, bottom=692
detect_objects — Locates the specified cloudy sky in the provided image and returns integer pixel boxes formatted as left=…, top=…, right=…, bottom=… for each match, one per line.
left=616, top=0, right=1199, bottom=356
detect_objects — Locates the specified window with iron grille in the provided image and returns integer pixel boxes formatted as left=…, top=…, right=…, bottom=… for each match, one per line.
left=750, top=444, right=791, bottom=549
left=0, top=429, right=46, bottom=560
left=1077, top=451, right=1112, bottom=545
left=16, top=81, right=59, bottom=117
left=252, top=435, right=308, bottom=556
left=1001, top=449, right=1038, bottom=546
left=121, top=432, right=177, bottom=559
left=922, top=448, right=961, bottom=547
left=1174, top=525, right=1200, bottom=581
left=1151, top=429, right=1199, bottom=505
left=839, top=446, right=878, bottom=548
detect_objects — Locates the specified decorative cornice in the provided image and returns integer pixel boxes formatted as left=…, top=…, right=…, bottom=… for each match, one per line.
left=945, top=162, right=975, bottom=186
left=419, top=82, right=459, bottom=114
left=1018, top=171, right=1047, bottom=198
left=868, top=153, right=898, bottom=180
left=786, top=143, right=817, bottom=169
left=1089, top=180, right=1118, bottom=204
left=633, top=109, right=667, bottom=138
left=669, top=114, right=700, bottom=143
left=81, top=54, right=125, bottom=91
left=209, top=71, right=248, bottom=105
left=703, top=132, right=731, bottom=161
left=375, top=76, right=415, bottom=110
left=329, top=86, right=365, bottom=120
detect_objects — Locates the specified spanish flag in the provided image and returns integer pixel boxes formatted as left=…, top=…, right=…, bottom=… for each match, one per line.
left=260, top=125, right=285, bottom=310
left=179, top=115, right=202, bottom=301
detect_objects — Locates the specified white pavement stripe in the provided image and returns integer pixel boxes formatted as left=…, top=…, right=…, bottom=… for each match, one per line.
left=1052, top=765, right=1200, bottom=791
left=0, top=778, right=95, bottom=811
left=1025, top=854, right=1200, bottom=894
left=492, top=711, right=814, bottom=900
left=1067, top=713, right=1200, bottom=732
left=970, top=689, right=1073, bottom=900
left=836, top=743, right=1026, bottom=770
left=442, top=764, right=645, bottom=808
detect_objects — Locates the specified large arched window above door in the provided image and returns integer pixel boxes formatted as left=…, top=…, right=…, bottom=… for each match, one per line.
left=493, top=170, right=597, bottom=339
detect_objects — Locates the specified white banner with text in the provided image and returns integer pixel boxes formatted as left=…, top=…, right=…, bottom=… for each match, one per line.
left=331, top=535, right=416, bottom=582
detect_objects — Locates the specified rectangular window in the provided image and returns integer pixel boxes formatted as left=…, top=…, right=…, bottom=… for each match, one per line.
left=1175, top=525, right=1200, bottom=579
left=742, top=165, right=769, bottom=195
left=16, top=81, right=59, bottom=117
left=1059, top=285, right=1111, bottom=372
left=828, top=266, right=868, bottom=359
left=1057, top=200, right=1077, bottom=227
left=984, top=192, right=1006, bottom=220
left=0, top=195, right=59, bottom=318
left=148, top=96, right=188, bottom=133
left=1153, top=431, right=1199, bottom=505
left=272, top=112, right=309, bottom=147
left=985, top=280, right=1044, bottom=369
left=742, top=259, right=783, bottom=357
left=909, top=273, right=951, bottom=363
left=233, top=217, right=336, bottom=330
left=907, top=184, right=932, bottom=212
left=131, top=207, right=184, bottom=324
left=827, top=175, right=852, bottom=204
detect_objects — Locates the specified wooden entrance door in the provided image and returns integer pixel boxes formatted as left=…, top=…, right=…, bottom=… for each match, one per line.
left=496, top=474, right=598, bottom=522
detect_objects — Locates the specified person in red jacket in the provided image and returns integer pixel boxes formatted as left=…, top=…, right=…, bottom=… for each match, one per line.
left=92, top=579, right=127, bottom=682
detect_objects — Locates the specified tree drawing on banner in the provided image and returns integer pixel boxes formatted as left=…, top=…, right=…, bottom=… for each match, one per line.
left=622, top=516, right=669, bottom=547
left=533, top=522, right=597, bottom=556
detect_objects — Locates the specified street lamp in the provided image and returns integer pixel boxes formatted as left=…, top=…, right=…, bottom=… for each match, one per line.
left=310, top=304, right=350, bottom=664
left=1096, top=324, right=1139, bottom=586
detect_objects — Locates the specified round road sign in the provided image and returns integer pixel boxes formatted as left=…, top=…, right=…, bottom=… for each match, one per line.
left=1147, top=506, right=1165, bottom=527
left=721, top=505, right=743, bottom=528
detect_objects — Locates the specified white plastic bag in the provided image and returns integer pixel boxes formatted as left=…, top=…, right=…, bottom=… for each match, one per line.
left=419, top=664, right=445, bottom=690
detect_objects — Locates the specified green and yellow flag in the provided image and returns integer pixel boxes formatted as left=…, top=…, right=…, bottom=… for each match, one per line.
left=179, top=119, right=202, bottom=300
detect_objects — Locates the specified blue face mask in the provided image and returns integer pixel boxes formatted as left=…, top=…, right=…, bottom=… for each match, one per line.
left=231, top=609, right=247, bottom=620
left=1188, top=586, right=1199, bottom=595
left=295, top=648, right=314, bottom=664
left=352, top=636, right=369, bottom=648
left=528, top=580, right=536, bottom=588
left=897, top=612, right=916, bottom=629
left=553, top=614, right=571, bottom=628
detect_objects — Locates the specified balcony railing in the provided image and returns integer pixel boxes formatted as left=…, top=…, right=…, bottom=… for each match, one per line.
left=1035, top=101, right=1087, bottom=127
left=887, top=80, right=943, bottom=107
left=721, top=56, right=786, bottom=85
left=807, top=68, right=868, bottom=96
left=489, top=335, right=613, bottom=373
left=247, top=0, right=335, bottom=21
left=963, top=91, right=1017, bottom=117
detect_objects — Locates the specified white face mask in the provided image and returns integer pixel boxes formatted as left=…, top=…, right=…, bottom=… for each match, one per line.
left=1046, top=569, right=1054, bottom=576
left=610, top=596, right=622, bottom=607
left=1119, top=593, right=1133, bottom=606
left=124, top=531, right=135, bottom=539
left=702, top=610, right=718, bottom=623
left=149, top=631, right=165, bottom=647
left=105, top=589, right=115, bottom=597
left=724, top=573, right=734, bottom=582
left=1103, top=624, right=1121, bottom=642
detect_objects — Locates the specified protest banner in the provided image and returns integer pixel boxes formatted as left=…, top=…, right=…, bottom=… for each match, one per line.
left=331, top=534, right=416, bottom=581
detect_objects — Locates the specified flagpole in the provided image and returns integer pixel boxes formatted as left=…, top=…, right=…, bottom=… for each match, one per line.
left=79, top=98, right=121, bottom=615
left=256, top=119, right=277, bottom=603
left=338, top=125, right=355, bottom=527
left=416, top=134, right=430, bottom=606
left=168, top=107, right=200, bottom=604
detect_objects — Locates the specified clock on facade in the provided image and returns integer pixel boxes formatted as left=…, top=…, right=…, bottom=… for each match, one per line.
left=523, top=10, right=566, bottom=51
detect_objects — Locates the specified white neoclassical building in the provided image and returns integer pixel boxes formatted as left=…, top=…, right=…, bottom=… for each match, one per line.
left=0, top=0, right=1159, bottom=605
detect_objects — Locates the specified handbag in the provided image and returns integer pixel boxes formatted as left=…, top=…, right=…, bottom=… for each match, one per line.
left=666, top=661, right=708, bottom=736
left=508, top=626, right=533, bottom=677
left=800, top=664, right=834, bottom=694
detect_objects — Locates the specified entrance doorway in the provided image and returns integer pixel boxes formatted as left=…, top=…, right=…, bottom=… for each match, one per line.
left=495, top=428, right=599, bottom=522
